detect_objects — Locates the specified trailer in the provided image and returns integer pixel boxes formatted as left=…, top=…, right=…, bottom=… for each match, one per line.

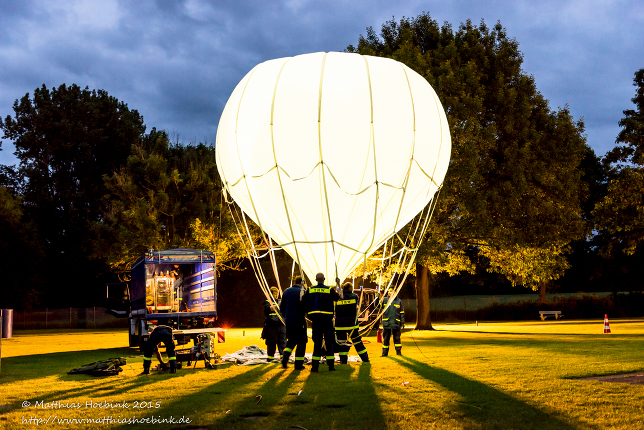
left=106, top=248, right=221, bottom=349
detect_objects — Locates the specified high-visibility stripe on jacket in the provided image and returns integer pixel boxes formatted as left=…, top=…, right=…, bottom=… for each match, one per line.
left=335, top=292, right=359, bottom=330
left=263, top=299, right=281, bottom=324
left=380, top=296, right=405, bottom=329
left=307, top=283, right=339, bottom=320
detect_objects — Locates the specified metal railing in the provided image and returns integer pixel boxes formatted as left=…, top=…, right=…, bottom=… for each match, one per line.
left=11, top=307, right=128, bottom=330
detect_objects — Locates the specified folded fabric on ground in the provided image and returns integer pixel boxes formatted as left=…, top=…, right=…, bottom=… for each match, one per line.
left=68, top=357, right=127, bottom=376
left=220, top=345, right=360, bottom=365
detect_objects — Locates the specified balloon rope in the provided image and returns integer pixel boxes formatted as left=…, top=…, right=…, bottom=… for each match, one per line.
left=228, top=161, right=410, bottom=194
left=268, top=236, right=282, bottom=292
left=290, top=259, right=296, bottom=287
left=357, top=189, right=441, bottom=335
left=224, top=195, right=275, bottom=310
left=240, top=211, right=273, bottom=295
left=377, top=239, right=388, bottom=292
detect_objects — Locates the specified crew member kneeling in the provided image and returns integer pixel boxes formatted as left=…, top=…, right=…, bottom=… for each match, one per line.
left=142, top=325, right=177, bottom=375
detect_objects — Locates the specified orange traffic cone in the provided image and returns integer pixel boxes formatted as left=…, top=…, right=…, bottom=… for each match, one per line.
left=603, top=314, right=611, bottom=333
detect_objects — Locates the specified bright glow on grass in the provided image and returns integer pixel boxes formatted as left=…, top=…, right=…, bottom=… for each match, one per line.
left=1, top=322, right=644, bottom=429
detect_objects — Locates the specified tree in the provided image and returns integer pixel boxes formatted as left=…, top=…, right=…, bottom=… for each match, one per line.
left=0, top=186, right=43, bottom=309
left=593, top=68, right=644, bottom=260
left=94, top=130, right=245, bottom=278
left=0, top=84, right=146, bottom=305
left=348, top=14, right=588, bottom=326
left=603, top=69, right=644, bottom=167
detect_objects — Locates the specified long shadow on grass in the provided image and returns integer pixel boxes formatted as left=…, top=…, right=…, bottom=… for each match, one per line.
left=277, top=363, right=386, bottom=430
left=205, top=365, right=303, bottom=428
left=109, top=364, right=275, bottom=430
left=0, top=346, right=180, bottom=418
left=405, top=331, right=638, bottom=360
left=0, top=374, right=167, bottom=420
left=435, top=327, right=644, bottom=336
left=0, top=347, right=140, bottom=384
left=395, top=356, right=588, bottom=430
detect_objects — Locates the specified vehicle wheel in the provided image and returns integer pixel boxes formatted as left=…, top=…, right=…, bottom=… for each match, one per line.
left=128, top=318, right=139, bottom=347
left=138, top=320, right=148, bottom=352
left=129, top=333, right=139, bottom=347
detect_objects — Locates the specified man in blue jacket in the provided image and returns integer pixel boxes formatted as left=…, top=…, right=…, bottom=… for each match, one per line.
left=378, top=290, right=405, bottom=356
left=280, top=277, right=308, bottom=370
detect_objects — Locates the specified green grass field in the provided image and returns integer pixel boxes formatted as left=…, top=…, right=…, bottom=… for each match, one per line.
left=1, top=320, right=644, bottom=429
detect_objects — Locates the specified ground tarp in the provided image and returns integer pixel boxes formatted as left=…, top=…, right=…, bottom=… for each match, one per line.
left=221, top=345, right=362, bottom=365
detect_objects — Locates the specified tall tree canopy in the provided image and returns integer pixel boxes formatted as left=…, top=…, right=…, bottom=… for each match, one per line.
left=0, top=83, right=146, bottom=305
left=594, top=68, right=644, bottom=256
left=348, top=14, right=589, bottom=324
left=94, top=130, right=245, bottom=279
left=0, top=186, right=43, bottom=309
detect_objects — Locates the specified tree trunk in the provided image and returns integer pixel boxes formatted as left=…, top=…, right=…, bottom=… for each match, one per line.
left=539, top=283, right=547, bottom=305
left=415, top=263, right=434, bottom=330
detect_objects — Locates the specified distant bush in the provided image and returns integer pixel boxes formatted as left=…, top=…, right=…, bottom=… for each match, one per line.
left=430, top=292, right=644, bottom=321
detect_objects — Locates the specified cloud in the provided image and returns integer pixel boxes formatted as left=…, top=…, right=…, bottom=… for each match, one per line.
left=1, top=0, right=642, bottom=166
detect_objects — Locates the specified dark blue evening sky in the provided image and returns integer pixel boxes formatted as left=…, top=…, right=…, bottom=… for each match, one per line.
left=1, top=0, right=642, bottom=165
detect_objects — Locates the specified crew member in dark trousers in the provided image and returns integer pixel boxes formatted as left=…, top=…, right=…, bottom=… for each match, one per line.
left=378, top=290, right=405, bottom=356
left=262, top=286, right=286, bottom=362
left=335, top=282, right=370, bottom=363
left=308, top=273, right=340, bottom=372
left=280, top=277, right=309, bottom=370
left=142, top=325, right=177, bottom=374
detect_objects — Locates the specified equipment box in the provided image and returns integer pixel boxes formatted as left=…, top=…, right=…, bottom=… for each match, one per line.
left=106, top=248, right=218, bottom=348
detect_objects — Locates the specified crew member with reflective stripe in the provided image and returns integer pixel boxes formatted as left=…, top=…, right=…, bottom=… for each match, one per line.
left=308, top=273, right=340, bottom=372
left=280, top=277, right=308, bottom=370
left=378, top=290, right=405, bottom=356
left=262, top=286, right=286, bottom=362
left=335, top=283, right=369, bottom=363
left=141, top=325, right=177, bottom=375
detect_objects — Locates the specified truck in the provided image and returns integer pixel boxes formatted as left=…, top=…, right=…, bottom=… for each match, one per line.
left=106, top=248, right=219, bottom=349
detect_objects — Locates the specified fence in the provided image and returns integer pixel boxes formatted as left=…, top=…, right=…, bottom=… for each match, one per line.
left=9, top=293, right=618, bottom=329
left=11, top=307, right=128, bottom=330
left=403, top=292, right=616, bottom=322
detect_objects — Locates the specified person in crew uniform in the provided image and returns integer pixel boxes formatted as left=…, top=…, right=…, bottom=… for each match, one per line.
left=262, top=286, right=286, bottom=362
left=378, top=289, right=405, bottom=356
left=308, top=273, right=340, bottom=372
left=335, top=282, right=370, bottom=363
left=141, top=325, right=177, bottom=374
left=280, top=277, right=309, bottom=370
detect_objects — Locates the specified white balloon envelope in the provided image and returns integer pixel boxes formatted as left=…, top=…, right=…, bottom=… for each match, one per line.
left=216, top=52, right=451, bottom=284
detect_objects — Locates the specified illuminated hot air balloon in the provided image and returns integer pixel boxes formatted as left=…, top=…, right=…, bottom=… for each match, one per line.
left=216, top=52, right=450, bottom=290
